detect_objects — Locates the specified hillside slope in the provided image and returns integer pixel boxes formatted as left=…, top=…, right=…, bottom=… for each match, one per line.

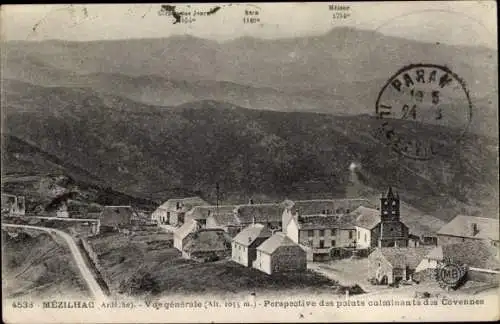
left=3, top=80, right=498, bottom=222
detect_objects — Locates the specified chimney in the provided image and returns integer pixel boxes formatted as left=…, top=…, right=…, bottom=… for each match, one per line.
left=471, top=223, right=479, bottom=236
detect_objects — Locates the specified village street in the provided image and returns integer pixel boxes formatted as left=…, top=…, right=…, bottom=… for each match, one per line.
left=309, top=259, right=389, bottom=294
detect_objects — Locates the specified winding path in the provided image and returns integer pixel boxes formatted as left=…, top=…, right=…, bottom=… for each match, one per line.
left=2, top=223, right=107, bottom=302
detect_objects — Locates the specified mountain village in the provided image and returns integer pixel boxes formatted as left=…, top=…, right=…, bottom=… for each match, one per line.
left=3, top=185, right=499, bottom=295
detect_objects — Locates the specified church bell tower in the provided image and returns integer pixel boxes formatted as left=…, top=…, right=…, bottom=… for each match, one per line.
left=380, top=186, right=400, bottom=222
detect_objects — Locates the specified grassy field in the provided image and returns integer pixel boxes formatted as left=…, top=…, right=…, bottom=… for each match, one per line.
left=87, top=229, right=349, bottom=297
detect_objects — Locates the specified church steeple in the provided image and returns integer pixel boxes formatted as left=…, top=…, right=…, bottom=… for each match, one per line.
left=380, top=186, right=400, bottom=222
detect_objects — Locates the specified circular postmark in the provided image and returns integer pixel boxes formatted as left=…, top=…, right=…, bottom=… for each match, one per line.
left=434, top=258, right=467, bottom=290
left=374, top=64, right=473, bottom=160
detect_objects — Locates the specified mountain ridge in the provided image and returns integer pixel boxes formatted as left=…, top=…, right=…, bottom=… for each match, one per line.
left=3, top=79, right=498, bottom=223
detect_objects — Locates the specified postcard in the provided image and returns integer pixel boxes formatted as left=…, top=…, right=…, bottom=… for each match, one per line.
left=1, top=2, right=499, bottom=323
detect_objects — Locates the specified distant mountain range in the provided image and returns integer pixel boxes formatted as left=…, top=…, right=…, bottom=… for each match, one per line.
left=2, top=28, right=499, bottom=227
left=3, top=27, right=498, bottom=137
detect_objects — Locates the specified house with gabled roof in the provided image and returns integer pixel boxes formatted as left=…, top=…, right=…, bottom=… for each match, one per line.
left=253, top=232, right=307, bottom=275
left=436, top=215, right=499, bottom=247
left=174, top=219, right=202, bottom=251
left=234, top=203, right=283, bottom=231
left=368, top=247, right=434, bottom=285
left=285, top=213, right=357, bottom=261
left=231, top=223, right=273, bottom=267
left=205, top=205, right=241, bottom=236
left=99, top=205, right=137, bottom=233
left=415, top=240, right=500, bottom=283
left=186, top=205, right=236, bottom=228
left=182, top=228, right=232, bottom=262
left=281, top=198, right=373, bottom=235
left=352, top=206, right=381, bottom=248
left=151, top=196, right=210, bottom=226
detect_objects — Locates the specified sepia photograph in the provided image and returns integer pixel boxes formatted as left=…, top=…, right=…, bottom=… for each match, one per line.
left=1, top=2, right=499, bottom=323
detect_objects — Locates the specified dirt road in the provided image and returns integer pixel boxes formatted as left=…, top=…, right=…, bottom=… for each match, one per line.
left=2, top=223, right=108, bottom=302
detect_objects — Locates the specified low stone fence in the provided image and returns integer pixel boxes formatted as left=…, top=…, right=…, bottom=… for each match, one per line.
left=78, top=238, right=112, bottom=295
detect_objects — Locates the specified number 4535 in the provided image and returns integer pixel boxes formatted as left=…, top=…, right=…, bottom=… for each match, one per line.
left=12, top=301, right=34, bottom=308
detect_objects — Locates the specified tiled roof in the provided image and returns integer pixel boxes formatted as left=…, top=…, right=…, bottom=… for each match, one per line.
left=257, top=232, right=303, bottom=254
left=235, top=203, right=282, bottom=224
left=297, top=214, right=356, bottom=230
left=207, top=207, right=240, bottom=226
left=283, top=199, right=373, bottom=216
left=186, top=205, right=236, bottom=221
left=174, top=219, right=201, bottom=240
left=99, top=206, right=136, bottom=226
left=372, top=247, right=434, bottom=269
left=352, top=206, right=380, bottom=229
left=437, top=215, right=499, bottom=241
left=183, top=229, right=231, bottom=253
left=232, top=223, right=273, bottom=246
left=156, top=196, right=210, bottom=212
left=426, top=240, right=500, bottom=270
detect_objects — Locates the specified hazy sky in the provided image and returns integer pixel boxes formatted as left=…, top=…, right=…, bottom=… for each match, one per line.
left=1, top=2, right=497, bottom=49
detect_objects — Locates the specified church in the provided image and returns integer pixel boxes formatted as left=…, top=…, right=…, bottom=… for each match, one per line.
left=352, top=187, right=409, bottom=248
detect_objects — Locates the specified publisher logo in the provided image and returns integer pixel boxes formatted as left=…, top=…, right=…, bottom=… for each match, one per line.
left=434, top=258, right=467, bottom=290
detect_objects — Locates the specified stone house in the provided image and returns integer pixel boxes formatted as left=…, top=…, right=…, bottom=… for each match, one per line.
left=253, top=232, right=307, bottom=275
left=353, top=206, right=381, bottom=248
left=231, top=223, right=273, bottom=267
left=186, top=205, right=236, bottom=228
left=284, top=213, right=356, bottom=261
left=205, top=205, right=241, bottom=236
left=174, top=219, right=202, bottom=251
left=182, top=229, right=232, bottom=261
left=436, top=215, right=499, bottom=247
left=281, top=198, right=373, bottom=235
left=151, top=196, right=210, bottom=226
left=98, top=206, right=137, bottom=233
left=368, top=247, right=434, bottom=285
left=1, top=193, right=26, bottom=216
left=352, top=187, right=409, bottom=249
left=415, top=240, right=500, bottom=283
left=233, top=203, right=283, bottom=232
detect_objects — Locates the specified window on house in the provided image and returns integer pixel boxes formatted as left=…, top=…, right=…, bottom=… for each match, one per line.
left=331, top=240, right=336, bottom=247
left=308, top=230, right=313, bottom=237
left=392, top=201, right=397, bottom=206
left=348, top=231, right=353, bottom=239
left=364, top=233, right=367, bottom=242
left=358, top=231, right=360, bottom=239
left=319, top=229, right=325, bottom=237
left=319, top=240, right=325, bottom=248
left=332, top=229, right=337, bottom=236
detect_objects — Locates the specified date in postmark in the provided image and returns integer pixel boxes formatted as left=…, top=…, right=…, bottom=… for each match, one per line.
left=374, top=64, right=473, bottom=160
